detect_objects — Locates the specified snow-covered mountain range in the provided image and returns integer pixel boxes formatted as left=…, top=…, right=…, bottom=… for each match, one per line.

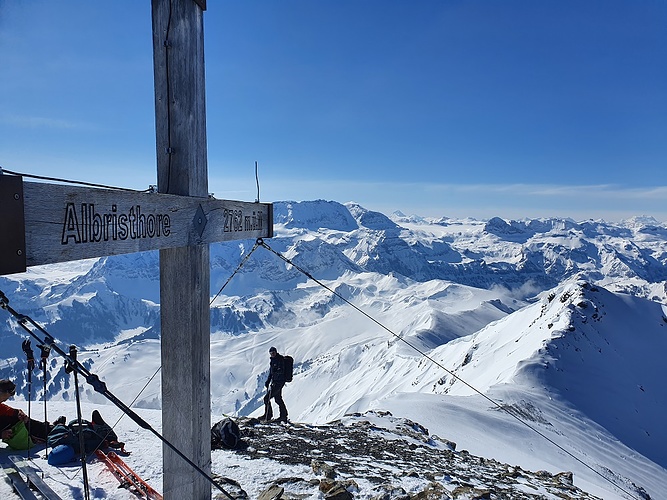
left=1, top=200, right=666, bottom=499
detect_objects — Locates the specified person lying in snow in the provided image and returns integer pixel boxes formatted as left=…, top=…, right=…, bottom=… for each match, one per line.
left=47, top=409, right=126, bottom=464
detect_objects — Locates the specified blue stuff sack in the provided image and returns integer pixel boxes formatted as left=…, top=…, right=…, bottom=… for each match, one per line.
left=48, top=444, right=76, bottom=465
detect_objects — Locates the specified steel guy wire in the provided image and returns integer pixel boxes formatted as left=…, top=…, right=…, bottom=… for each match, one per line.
left=210, top=240, right=261, bottom=306
left=1, top=167, right=151, bottom=193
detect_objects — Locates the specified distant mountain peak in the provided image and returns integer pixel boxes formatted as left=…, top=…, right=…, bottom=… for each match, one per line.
left=345, top=202, right=398, bottom=230
left=621, top=215, right=663, bottom=228
left=274, top=200, right=358, bottom=231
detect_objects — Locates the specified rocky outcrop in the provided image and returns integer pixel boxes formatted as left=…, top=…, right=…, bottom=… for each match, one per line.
left=212, top=411, right=603, bottom=499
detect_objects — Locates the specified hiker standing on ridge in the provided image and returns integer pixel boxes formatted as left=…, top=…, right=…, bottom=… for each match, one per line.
left=261, top=347, right=289, bottom=423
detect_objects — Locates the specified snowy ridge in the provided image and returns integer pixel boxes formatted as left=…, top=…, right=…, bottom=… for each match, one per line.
left=1, top=200, right=666, bottom=498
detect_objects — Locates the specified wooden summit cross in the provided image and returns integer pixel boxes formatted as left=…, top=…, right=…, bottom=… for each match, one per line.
left=0, top=1, right=272, bottom=498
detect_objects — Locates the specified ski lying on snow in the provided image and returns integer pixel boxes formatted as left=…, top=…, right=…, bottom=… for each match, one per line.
left=95, top=450, right=163, bottom=500
left=8, top=456, right=62, bottom=500
left=1, top=461, right=39, bottom=500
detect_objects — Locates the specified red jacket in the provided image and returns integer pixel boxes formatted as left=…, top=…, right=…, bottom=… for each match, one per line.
left=0, top=403, right=19, bottom=418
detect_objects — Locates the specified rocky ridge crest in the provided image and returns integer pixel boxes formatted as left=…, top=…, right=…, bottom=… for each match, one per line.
left=211, top=411, right=618, bottom=500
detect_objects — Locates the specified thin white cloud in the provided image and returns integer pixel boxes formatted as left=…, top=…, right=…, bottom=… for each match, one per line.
left=1, top=114, right=82, bottom=130
left=419, top=182, right=667, bottom=199
left=232, top=177, right=667, bottom=223
left=252, top=177, right=667, bottom=201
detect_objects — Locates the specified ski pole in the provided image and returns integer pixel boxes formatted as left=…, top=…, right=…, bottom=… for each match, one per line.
left=39, top=343, right=51, bottom=459
left=66, top=345, right=90, bottom=500
left=21, top=339, right=35, bottom=448
left=265, top=385, right=272, bottom=420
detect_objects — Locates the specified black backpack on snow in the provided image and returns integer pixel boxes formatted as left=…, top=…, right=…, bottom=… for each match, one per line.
left=211, top=418, right=242, bottom=450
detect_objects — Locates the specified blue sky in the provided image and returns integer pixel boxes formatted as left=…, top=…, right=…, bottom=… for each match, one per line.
left=1, top=0, right=666, bottom=221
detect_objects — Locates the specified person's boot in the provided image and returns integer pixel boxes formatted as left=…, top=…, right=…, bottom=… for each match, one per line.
left=91, top=409, right=105, bottom=425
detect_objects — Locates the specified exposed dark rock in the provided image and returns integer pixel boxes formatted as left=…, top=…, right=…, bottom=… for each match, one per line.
left=211, top=472, right=249, bottom=499
left=257, top=484, right=284, bottom=500
left=370, top=484, right=410, bottom=500
left=320, top=478, right=355, bottom=499
left=412, top=482, right=451, bottom=499
left=451, top=484, right=491, bottom=499
left=312, top=459, right=337, bottom=478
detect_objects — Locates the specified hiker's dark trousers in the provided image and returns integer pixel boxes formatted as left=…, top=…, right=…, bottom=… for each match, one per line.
left=264, top=382, right=288, bottom=420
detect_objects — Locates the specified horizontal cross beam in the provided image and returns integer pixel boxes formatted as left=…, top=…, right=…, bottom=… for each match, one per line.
left=0, top=176, right=273, bottom=275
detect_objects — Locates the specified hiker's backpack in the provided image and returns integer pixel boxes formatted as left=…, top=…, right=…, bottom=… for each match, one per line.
left=283, top=355, right=294, bottom=383
left=211, top=418, right=242, bottom=450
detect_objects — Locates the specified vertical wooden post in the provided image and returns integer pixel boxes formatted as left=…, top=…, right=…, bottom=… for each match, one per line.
left=151, top=1, right=210, bottom=499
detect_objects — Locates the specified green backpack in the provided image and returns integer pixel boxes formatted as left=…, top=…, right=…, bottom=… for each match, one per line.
left=3, top=421, right=34, bottom=450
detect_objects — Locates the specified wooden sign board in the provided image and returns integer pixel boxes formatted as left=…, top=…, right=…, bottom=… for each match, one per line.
left=0, top=176, right=273, bottom=275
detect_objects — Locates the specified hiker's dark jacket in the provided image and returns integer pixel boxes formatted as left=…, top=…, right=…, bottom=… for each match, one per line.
left=266, top=353, right=286, bottom=385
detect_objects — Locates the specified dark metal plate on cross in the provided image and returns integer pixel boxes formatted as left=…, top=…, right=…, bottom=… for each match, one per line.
left=0, top=175, right=26, bottom=275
